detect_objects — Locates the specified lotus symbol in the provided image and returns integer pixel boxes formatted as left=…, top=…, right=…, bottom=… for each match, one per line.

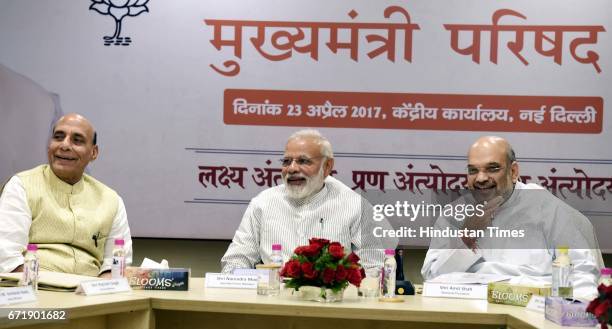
left=90, top=0, right=149, bottom=46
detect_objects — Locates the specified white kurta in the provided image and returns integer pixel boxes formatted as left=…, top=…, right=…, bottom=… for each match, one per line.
left=0, top=176, right=133, bottom=274
left=421, top=182, right=603, bottom=299
left=221, top=176, right=392, bottom=273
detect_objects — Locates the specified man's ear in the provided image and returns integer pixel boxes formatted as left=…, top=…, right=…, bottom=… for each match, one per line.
left=91, top=145, right=99, bottom=161
left=323, top=157, right=334, bottom=177
left=510, top=161, right=519, bottom=183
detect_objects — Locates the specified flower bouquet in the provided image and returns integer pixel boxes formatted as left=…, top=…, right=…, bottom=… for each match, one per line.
left=587, top=284, right=612, bottom=329
left=280, top=238, right=365, bottom=302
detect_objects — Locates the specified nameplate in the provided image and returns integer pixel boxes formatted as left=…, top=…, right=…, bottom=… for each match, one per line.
left=526, top=295, right=546, bottom=313
left=233, top=269, right=269, bottom=281
left=205, top=273, right=258, bottom=289
left=423, top=282, right=488, bottom=299
left=76, top=278, right=131, bottom=296
left=0, top=286, right=36, bottom=305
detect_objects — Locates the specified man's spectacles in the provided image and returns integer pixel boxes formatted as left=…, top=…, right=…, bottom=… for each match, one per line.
left=279, top=156, right=324, bottom=167
left=467, top=165, right=505, bottom=175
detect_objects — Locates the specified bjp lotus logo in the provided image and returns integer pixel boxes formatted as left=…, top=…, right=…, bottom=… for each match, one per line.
left=89, top=0, right=149, bottom=46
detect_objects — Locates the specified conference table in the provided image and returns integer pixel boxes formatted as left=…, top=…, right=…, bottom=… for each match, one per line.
left=0, top=278, right=588, bottom=329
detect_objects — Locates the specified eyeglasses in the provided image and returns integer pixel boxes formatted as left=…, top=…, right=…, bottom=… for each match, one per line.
left=467, top=165, right=505, bottom=175
left=279, top=156, right=324, bottom=167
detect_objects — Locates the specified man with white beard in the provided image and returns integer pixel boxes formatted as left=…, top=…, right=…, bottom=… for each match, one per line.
left=221, top=129, right=387, bottom=273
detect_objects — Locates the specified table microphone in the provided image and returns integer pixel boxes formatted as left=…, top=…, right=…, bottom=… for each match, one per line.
left=395, top=249, right=415, bottom=295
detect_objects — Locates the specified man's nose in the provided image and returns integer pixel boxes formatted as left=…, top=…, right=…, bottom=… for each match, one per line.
left=475, top=171, right=489, bottom=183
left=287, top=160, right=300, bottom=173
left=59, top=136, right=71, bottom=149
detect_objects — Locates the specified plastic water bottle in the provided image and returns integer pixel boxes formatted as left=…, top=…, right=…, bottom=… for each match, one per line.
left=270, top=244, right=283, bottom=294
left=599, top=268, right=612, bottom=287
left=381, top=249, right=396, bottom=298
left=270, top=244, right=283, bottom=266
left=552, top=246, right=572, bottom=298
left=21, top=244, right=39, bottom=291
left=111, top=238, right=126, bottom=279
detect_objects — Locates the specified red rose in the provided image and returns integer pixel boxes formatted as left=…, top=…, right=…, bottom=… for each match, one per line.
left=282, top=259, right=302, bottom=278
left=347, top=268, right=363, bottom=287
left=302, top=244, right=321, bottom=258
left=593, top=299, right=610, bottom=319
left=294, top=246, right=308, bottom=256
left=598, top=283, right=612, bottom=297
left=301, top=262, right=318, bottom=279
left=309, top=238, right=330, bottom=246
left=308, top=238, right=328, bottom=255
left=322, top=268, right=335, bottom=284
left=586, top=298, right=600, bottom=314
left=335, top=265, right=348, bottom=281
left=328, top=242, right=344, bottom=259
left=347, top=252, right=360, bottom=264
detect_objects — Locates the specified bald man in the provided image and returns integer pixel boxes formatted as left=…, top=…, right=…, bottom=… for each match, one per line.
left=0, top=113, right=132, bottom=277
left=421, top=136, right=603, bottom=298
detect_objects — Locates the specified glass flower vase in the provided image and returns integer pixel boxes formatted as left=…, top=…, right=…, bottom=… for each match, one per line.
left=298, top=286, right=344, bottom=303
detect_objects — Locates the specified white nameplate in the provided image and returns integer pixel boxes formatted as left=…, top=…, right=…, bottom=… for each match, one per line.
left=526, top=295, right=546, bottom=313
left=76, top=278, right=131, bottom=296
left=0, top=286, right=37, bottom=305
left=233, top=269, right=269, bottom=281
left=205, top=273, right=258, bottom=289
left=422, top=282, right=488, bottom=299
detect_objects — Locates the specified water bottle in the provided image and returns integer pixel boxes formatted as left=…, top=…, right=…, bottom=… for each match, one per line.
left=21, top=244, right=39, bottom=291
left=270, top=244, right=283, bottom=266
left=111, top=238, right=126, bottom=279
left=599, top=268, right=612, bottom=287
left=381, top=249, right=396, bottom=298
left=552, top=246, right=572, bottom=298
left=270, top=244, right=282, bottom=294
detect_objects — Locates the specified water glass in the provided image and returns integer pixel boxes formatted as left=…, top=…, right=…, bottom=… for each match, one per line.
left=255, top=264, right=281, bottom=296
left=359, top=267, right=380, bottom=298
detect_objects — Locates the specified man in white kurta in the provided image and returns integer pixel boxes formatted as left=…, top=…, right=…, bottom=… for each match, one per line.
left=221, top=130, right=389, bottom=273
left=421, top=136, right=603, bottom=299
left=0, top=113, right=132, bottom=276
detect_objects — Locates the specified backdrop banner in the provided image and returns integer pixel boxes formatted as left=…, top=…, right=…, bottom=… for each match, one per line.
left=0, top=0, right=610, bottom=250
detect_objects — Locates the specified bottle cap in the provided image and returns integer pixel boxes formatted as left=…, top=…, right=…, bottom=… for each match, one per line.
left=385, top=249, right=395, bottom=256
left=272, top=244, right=281, bottom=251
left=114, top=238, right=125, bottom=246
left=27, top=244, right=38, bottom=252
left=601, top=268, right=612, bottom=275
left=557, top=245, right=569, bottom=254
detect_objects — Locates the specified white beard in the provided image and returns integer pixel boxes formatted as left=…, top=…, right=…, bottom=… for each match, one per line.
left=283, top=164, right=325, bottom=200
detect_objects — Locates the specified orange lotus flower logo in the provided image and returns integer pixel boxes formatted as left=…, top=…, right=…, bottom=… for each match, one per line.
left=90, top=0, right=149, bottom=46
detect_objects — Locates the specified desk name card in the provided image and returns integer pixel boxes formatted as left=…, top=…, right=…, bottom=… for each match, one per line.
left=525, top=295, right=546, bottom=313
left=205, top=273, right=258, bottom=289
left=422, top=282, right=488, bottom=299
left=0, top=286, right=36, bottom=305
left=76, top=278, right=131, bottom=296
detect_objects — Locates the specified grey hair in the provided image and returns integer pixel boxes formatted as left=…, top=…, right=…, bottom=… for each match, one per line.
left=287, top=129, right=334, bottom=158
left=506, top=145, right=516, bottom=164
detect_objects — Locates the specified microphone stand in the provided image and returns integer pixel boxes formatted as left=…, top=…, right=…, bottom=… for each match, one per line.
left=395, top=249, right=415, bottom=295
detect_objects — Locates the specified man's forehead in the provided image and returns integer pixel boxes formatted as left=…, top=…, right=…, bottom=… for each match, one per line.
left=468, top=147, right=506, bottom=166
left=53, top=118, right=93, bottom=137
left=284, top=138, right=321, bottom=156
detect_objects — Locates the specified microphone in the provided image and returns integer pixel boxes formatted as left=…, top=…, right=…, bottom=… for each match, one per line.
left=394, top=249, right=415, bottom=295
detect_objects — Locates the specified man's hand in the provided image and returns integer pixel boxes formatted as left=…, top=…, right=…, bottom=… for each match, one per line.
left=11, top=265, right=23, bottom=273
left=98, top=271, right=112, bottom=279
left=461, top=196, right=504, bottom=250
